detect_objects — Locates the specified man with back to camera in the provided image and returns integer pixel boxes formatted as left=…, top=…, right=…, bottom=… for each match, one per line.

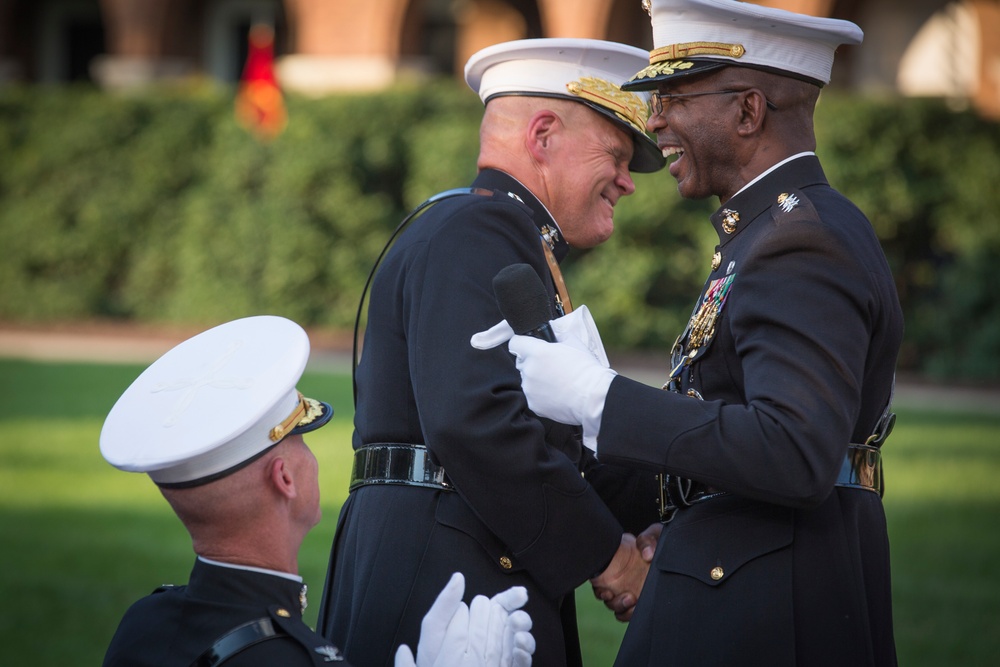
left=316, top=39, right=666, bottom=667
left=99, top=315, right=535, bottom=667
left=476, top=1, right=904, bottom=665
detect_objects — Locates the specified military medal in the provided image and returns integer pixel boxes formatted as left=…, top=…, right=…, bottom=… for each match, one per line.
left=663, top=273, right=736, bottom=391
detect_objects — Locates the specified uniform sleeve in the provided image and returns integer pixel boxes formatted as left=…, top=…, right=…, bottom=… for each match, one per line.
left=405, top=200, right=622, bottom=596
left=600, top=197, right=877, bottom=508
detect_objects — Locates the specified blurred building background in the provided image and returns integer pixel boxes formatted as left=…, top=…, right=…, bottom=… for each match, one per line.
left=0, top=0, right=998, bottom=119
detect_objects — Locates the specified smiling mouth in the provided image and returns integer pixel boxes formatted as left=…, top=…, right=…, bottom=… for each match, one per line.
left=662, top=146, right=684, bottom=160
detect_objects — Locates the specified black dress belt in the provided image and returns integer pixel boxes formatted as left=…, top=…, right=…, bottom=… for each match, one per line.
left=657, top=443, right=884, bottom=522
left=350, top=443, right=454, bottom=492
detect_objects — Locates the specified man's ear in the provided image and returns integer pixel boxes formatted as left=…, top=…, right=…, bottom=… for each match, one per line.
left=735, top=89, right=768, bottom=137
left=525, top=109, right=561, bottom=163
left=268, top=456, right=296, bottom=500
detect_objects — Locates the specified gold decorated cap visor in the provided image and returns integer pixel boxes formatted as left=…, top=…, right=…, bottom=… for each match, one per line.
left=622, top=0, right=863, bottom=91
left=287, top=395, right=334, bottom=438
left=465, top=38, right=665, bottom=173
left=99, top=316, right=333, bottom=488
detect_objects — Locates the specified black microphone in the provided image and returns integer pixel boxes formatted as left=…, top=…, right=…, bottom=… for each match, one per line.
left=492, top=264, right=557, bottom=342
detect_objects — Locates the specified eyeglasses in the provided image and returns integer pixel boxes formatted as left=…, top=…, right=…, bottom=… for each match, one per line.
left=650, top=89, right=778, bottom=116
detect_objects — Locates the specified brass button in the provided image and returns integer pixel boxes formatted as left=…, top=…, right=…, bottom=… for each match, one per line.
left=500, top=556, right=512, bottom=570
left=275, top=608, right=291, bottom=617
left=710, top=566, right=724, bottom=581
left=711, top=251, right=721, bottom=271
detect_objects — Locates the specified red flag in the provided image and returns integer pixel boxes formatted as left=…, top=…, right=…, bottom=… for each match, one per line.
left=235, top=24, right=286, bottom=140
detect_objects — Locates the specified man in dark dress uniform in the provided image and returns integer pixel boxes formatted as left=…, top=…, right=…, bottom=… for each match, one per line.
left=100, top=316, right=535, bottom=667
left=482, top=1, right=904, bottom=665
left=317, top=39, right=665, bottom=667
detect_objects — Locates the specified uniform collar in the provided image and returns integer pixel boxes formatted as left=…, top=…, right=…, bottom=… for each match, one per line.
left=189, top=557, right=306, bottom=616
left=710, top=154, right=828, bottom=243
left=473, top=168, right=571, bottom=263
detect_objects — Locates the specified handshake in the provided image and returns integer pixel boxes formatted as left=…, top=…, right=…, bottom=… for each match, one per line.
left=590, top=524, right=663, bottom=622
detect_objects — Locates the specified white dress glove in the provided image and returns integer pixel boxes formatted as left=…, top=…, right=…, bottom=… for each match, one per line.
left=507, top=335, right=616, bottom=453
left=471, top=306, right=615, bottom=452
left=394, top=573, right=535, bottom=667
left=470, top=305, right=609, bottom=367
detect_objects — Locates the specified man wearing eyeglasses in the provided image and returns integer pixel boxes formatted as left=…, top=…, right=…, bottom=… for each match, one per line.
left=475, top=1, right=903, bottom=665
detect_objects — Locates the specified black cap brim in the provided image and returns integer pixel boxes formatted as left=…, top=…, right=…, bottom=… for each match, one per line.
left=621, top=60, right=728, bottom=92
left=290, top=397, right=334, bottom=435
left=576, top=99, right=665, bottom=173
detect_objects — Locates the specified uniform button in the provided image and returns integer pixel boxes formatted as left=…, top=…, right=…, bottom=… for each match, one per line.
left=275, top=608, right=291, bottom=617
left=710, top=566, right=724, bottom=580
left=500, top=556, right=513, bottom=570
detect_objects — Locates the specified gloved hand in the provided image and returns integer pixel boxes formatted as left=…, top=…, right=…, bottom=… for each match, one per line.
left=394, top=573, right=535, bottom=667
left=507, top=335, right=616, bottom=453
left=471, top=305, right=610, bottom=367
left=472, top=306, right=615, bottom=451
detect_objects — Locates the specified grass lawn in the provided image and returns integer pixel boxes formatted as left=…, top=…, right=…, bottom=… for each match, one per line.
left=1, top=358, right=998, bottom=665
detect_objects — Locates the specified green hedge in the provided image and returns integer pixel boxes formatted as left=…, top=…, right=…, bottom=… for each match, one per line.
left=1, top=82, right=998, bottom=379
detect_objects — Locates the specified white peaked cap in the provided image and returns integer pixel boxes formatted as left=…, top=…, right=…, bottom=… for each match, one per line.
left=99, top=315, right=332, bottom=487
left=465, top=38, right=665, bottom=173
left=623, top=0, right=863, bottom=90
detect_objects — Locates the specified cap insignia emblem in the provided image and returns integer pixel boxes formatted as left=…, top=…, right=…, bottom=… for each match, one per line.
left=777, top=192, right=800, bottom=213
left=642, top=0, right=652, bottom=17
left=722, top=209, right=740, bottom=234
left=150, top=341, right=252, bottom=428
left=567, top=77, right=651, bottom=135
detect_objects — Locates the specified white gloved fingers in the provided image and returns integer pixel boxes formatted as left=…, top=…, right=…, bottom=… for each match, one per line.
left=466, top=595, right=493, bottom=662
left=506, top=609, right=532, bottom=632
left=395, top=645, right=417, bottom=667
left=550, top=305, right=610, bottom=367
left=470, top=319, right=515, bottom=350
left=488, top=585, right=528, bottom=612
left=512, top=645, right=534, bottom=667
left=433, top=602, right=470, bottom=666
left=499, top=608, right=533, bottom=667
left=512, top=623, right=536, bottom=667
left=416, top=573, right=465, bottom=667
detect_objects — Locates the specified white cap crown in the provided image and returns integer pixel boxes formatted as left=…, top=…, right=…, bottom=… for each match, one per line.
left=99, top=316, right=332, bottom=486
left=624, top=0, right=863, bottom=90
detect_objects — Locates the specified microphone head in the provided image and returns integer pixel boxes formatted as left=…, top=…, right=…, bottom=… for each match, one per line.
left=492, top=264, right=552, bottom=336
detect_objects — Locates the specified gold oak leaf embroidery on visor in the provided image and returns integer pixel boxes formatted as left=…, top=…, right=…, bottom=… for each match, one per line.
left=566, top=77, right=652, bottom=135
left=630, top=60, right=696, bottom=82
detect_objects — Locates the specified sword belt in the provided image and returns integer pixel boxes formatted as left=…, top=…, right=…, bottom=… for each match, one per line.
left=350, top=443, right=454, bottom=492
left=656, top=442, right=884, bottom=522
